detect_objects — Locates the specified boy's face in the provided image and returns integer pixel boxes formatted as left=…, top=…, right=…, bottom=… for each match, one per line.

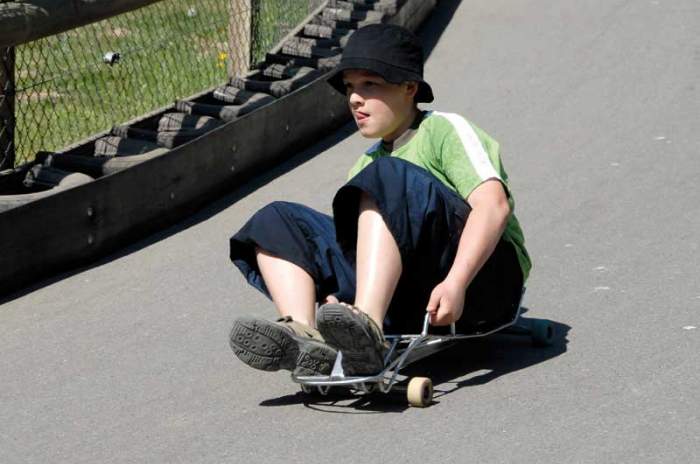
left=342, top=69, right=417, bottom=141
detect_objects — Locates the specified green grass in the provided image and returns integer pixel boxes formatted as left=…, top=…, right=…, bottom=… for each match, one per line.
left=13, top=0, right=319, bottom=166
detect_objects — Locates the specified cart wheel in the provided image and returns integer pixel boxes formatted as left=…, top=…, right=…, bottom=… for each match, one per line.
left=407, top=377, right=433, bottom=408
left=531, top=319, right=555, bottom=347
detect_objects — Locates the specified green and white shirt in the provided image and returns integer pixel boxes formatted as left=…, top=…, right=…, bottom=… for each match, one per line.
left=348, top=111, right=531, bottom=281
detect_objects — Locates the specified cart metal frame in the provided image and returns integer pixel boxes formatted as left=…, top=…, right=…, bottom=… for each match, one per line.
left=291, top=291, right=551, bottom=403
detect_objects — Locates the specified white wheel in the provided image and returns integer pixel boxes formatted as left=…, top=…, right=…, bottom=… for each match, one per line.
left=407, top=377, right=433, bottom=407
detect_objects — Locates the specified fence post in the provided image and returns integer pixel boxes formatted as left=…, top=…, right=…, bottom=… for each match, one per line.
left=229, top=0, right=252, bottom=78
left=0, top=46, right=15, bottom=170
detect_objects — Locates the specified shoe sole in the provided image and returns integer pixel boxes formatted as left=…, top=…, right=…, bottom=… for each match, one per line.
left=294, top=341, right=338, bottom=377
left=316, top=305, right=385, bottom=375
left=229, top=317, right=298, bottom=372
left=230, top=317, right=337, bottom=375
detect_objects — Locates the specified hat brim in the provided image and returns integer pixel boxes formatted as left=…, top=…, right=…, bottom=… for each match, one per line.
left=327, top=57, right=434, bottom=104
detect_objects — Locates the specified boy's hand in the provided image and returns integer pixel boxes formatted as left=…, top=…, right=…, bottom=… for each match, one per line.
left=426, top=277, right=466, bottom=326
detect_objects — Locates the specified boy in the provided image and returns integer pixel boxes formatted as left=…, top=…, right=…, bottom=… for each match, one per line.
left=228, top=24, right=530, bottom=377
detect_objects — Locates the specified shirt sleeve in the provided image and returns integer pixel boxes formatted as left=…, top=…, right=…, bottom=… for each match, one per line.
left=434, top=112, right=504, bottom=200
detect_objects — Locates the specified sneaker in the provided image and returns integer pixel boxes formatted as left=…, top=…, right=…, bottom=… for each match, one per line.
left=229, top=316, right=337, bottom=376
left=316, top=303, right=388, bottom=375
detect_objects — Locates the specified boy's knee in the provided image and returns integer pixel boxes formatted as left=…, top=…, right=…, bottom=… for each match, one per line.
left=242, top=201, right=296, bottom=233
left=252, top=201, right=296, bottom=222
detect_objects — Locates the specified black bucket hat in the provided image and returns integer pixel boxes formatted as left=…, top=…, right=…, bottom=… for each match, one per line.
left=327, top=24, right=434, bottom=103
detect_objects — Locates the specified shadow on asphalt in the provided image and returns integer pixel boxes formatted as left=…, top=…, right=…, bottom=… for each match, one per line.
left=1, top=0, right=465, bottom=303
left=259, top=313, right=570, bottom=413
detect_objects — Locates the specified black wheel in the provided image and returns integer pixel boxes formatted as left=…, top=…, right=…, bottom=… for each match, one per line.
left=531, top=319, right=555, bottom=347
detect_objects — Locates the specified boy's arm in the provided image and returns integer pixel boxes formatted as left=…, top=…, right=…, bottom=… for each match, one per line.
left=426, top=179, right=511, bottom=326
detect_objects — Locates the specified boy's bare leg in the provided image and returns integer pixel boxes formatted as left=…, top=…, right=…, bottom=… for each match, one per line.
left=230, top=247, right=336, bottom=375
left=256, top=247, right=317, bottom=328
left=353, top=192, right=402, bottom=328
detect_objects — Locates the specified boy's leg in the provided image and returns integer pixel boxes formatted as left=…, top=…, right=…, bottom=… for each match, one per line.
left=314, top=191, right=403, bottom=375
left=228, top=201, right=355, bottom=375
left=353, top=192, right=402, bottom=327
left=255, top=248, right=316, bottom=328
left=318, top=157, right=462, bottom=374
left=329, top=157, right=470, bottom=331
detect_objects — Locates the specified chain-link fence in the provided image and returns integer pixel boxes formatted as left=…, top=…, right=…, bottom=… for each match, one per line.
left=0, top=0, right=324, bottom=169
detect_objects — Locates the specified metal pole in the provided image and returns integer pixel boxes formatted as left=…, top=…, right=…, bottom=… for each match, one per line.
left=228, top=0, right=251, bottom=79
left=0, top=46, right=15, bottom=170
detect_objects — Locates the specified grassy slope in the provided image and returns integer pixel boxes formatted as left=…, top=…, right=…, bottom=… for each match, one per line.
left=13, top=0, right=316, bottom=165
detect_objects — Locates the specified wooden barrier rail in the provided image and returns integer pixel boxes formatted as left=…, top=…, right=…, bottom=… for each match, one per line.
left=0, top=0, right=166, bottom=47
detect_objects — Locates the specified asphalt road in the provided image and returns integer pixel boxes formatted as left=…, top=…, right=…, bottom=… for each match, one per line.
left=1, top=1, right=698, bottom=463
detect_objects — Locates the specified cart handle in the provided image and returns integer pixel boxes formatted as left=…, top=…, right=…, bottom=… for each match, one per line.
left=420, top=313, right=457, bottom=337
left=420, top=287, right=527, bottom=337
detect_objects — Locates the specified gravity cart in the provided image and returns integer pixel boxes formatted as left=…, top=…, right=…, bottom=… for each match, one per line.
left=292, top=305, right=555, bottom=408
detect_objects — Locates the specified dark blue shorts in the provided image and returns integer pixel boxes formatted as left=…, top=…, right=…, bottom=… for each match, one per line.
left=230, top=157, right=523, bottom=335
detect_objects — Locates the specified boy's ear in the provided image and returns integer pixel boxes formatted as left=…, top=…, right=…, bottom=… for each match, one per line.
left=404, top=81, right=419, bottom=99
